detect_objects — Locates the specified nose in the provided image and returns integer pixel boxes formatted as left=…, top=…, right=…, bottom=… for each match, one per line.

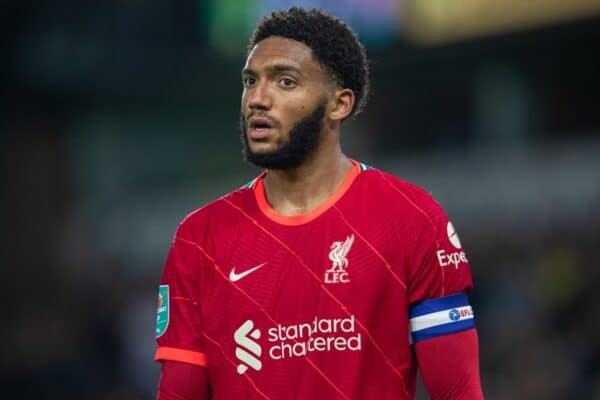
left=246, top=81, right=272, bottom=111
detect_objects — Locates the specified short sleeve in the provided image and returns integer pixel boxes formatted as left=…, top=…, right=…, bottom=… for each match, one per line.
left=405, top=201, right=476, bottom=343
left=407, top=202, right=473, bottom=306
left=154, top=221, right=207, bottom=367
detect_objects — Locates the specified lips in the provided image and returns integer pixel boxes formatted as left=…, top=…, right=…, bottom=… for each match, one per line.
left=248, top=116, right=276, bottom=139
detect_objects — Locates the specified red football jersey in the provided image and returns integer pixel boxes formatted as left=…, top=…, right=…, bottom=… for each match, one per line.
left=155, top=160, right=475, bottom=399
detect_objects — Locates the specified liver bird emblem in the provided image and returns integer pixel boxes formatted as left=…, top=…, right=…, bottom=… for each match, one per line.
left=328, top=234, right=355, bottom=271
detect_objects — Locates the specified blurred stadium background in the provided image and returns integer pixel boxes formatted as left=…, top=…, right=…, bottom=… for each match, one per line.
left=2, top=1, right=600, bottom=399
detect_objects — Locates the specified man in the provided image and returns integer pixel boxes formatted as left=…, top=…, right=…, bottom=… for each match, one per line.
left=155, top=7, right=483, bottom=400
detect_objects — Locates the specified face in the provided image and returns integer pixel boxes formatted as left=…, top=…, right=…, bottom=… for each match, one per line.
left=240, top=36, right=332, bottom=170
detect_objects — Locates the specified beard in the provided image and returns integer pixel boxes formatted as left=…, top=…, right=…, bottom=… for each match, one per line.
left=240, top=101, right=327, bottom=170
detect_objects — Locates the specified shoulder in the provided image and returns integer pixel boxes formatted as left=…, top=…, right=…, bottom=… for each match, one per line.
left=354, top=166, right=447, bottom=225
left=175, top=183, right=256, bottom=237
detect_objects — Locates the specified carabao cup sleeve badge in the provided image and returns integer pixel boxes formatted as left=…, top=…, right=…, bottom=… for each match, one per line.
left=155, top=285, right=169, bottom=338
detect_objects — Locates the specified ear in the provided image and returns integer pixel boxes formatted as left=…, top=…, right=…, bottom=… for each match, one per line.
left=328, top=88, right=355, bottom=122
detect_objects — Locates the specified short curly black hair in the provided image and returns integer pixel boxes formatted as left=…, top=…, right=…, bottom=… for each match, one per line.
left=248, top=7, right=370, bottom=118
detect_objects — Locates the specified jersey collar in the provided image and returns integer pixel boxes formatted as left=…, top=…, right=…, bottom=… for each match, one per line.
left=253, top=159, right=361, bottom=226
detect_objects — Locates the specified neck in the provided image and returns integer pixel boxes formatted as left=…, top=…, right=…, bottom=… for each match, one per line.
left=262, top=136, right=352, bottom=216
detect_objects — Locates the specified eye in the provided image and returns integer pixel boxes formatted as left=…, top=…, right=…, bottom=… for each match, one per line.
left=243, top=77, right=256, bottom=87
left=279, top=78, right=296, bottom=88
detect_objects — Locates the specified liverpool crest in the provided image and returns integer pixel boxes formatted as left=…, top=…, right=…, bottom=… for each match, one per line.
left=325, top=234, right=355, bottom=284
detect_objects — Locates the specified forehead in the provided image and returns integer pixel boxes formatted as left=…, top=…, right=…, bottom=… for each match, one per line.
left=244, top=36, right=324, bottom=77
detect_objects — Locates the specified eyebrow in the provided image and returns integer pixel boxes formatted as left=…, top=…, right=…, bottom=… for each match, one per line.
left=242, top=64, right=305, bottom=78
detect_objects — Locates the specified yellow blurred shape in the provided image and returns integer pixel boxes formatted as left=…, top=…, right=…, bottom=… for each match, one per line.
left=404, top=0, right=600, bottom=45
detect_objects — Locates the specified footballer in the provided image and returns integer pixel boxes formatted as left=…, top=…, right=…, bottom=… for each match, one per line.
left=154, top=7, right=483, bottom=400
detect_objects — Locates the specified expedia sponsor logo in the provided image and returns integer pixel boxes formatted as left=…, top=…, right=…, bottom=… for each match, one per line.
left=446, top=222, right=462, bottom=249
left=437, top=221, right=468, bottom=269
left=234, top=316, right=362, bottom=374
left=437, top=249, right=468, bottom=269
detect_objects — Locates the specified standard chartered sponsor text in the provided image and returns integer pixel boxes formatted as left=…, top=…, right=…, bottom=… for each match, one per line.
left=267, top=315, right=362, bottom=360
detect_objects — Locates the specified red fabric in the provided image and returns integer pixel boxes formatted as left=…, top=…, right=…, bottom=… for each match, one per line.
left=415, top=329, right=483, bottom=400
left=157, top=361, right=210, bottom=400
left=154, top=165, right=476, bottom=399
left=155, top=347, right=207, bottom=367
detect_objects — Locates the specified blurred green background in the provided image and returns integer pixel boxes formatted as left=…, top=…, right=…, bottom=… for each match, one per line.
left=2, top=1, right=600, bottom=399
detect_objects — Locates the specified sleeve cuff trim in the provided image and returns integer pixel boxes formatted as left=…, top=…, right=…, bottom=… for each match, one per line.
left=155, top=346, right=207, bottom=367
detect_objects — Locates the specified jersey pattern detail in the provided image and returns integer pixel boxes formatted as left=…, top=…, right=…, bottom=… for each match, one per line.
left=332, top=206, right=407, bottom=290
left=409, top=292, right=475, bottom=343
left=222, top=197, right=401, bottom=399
left=155, top=160, right=474, bottom=400
left=175, top=229, right=352, bottom=399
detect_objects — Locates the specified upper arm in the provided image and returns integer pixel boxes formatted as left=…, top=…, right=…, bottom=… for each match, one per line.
left=154, top=219, right=212, bottom=398
left=154, top=220, right=208, bottom=366
left=404, top=197, right=482, bottom=398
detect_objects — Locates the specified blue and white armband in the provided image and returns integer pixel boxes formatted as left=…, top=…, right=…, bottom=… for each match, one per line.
left=409, top=292, right=475, bottom=343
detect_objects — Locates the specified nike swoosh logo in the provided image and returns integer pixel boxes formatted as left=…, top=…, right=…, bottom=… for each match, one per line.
left=229, top=263, right=267, bottom=282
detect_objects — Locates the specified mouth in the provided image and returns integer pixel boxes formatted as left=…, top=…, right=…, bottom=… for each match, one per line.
left=248, top=116, right=275, bottom=139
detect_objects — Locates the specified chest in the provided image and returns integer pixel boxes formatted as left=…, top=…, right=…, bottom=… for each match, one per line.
left=200, top=217, right=410, bottom=332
